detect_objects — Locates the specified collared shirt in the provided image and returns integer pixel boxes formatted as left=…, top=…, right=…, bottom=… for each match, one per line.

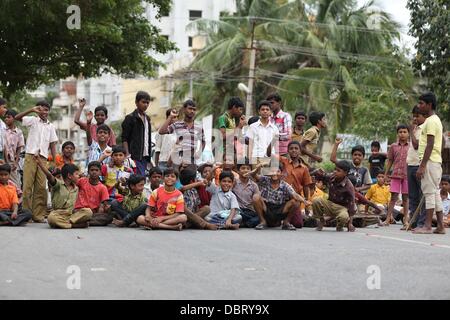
left=418, top=114, right=443, bottom=163
left=3, top=127, right=25, bottom=163
left=118, top=188, right=147, bottom=212
left=168, top=121, right=205, bottom=161
left=207, top=181, right=240, bottom=214
left=300, top=126, right=320, bottom=165
left=387, top=141, right=409, bottom=179
left=280, top=156, right=313, bottom=194
left=51, top=179, right=78, bottom=211
left=217, top=111, right=236, bottom=129
left=271, top=110, right=292, bottom=155
left=258, top=176, right=296, bottom=205
left=325, top=174, right=356, bottom=216
left=22, top=116, right=58, bottom=158
left=154, top=132, right=177, bottom=163
left=365, top=183, right=391, bottom=206
left=0, top=119, right=6, bottom=152
left=245, top=120, right=279, bottom=158
left=232, top=178, right=260, bottom=211
left=183, top=188, right=201, bottom=212
left=291, top=127, right=304, bottom=143
left=407, top=125, right=422, bottom=166
left=349, top=162, right=372, bottom=187
left=87, top=141, right=109, bottom=166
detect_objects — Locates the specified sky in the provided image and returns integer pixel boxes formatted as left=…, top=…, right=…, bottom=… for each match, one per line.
left=357, top=0, right=416, bottom=53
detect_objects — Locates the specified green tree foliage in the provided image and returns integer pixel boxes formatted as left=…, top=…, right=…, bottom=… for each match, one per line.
left=0, top=0, right=175, bottom=98
left=407, top=0, right=449, bottom=125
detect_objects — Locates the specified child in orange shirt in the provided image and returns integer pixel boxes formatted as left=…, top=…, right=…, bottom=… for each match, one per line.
left=0, top=164, right=31, bottom=226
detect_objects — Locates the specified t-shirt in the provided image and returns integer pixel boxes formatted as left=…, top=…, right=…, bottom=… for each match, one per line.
left=407, top=125, right=422, bottom=166
left=418, top=114, right=443, bottom=163
left=51, top=179, right=78, bottom=211
left=232, top=178, right=260, bottom=211
left=217, top=111, right=236, bottom=129
left=101, top=164, right=132, bottom=200
left=148, top=186, right=184, bottom=217
left=74, top=178, right=109, bottom=210
left=0, top=183, right=19, bottom=210
left=348, top=163, right=372, bottom=188
left=365, top=183, right=391, bottom=206
left=48, top=154, right=74, bottom=169
left=368, top=153, right=387, bottom=177
left=300, top=126, right=320, bottom=165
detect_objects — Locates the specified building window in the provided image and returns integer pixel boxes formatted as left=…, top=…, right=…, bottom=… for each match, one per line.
left=189, top=10, right=202, bottom=20
left=188, top=36, right=193, bottom=47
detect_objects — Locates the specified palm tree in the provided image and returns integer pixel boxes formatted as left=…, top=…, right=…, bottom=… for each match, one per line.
left=173, top=0, right=416, bottom=138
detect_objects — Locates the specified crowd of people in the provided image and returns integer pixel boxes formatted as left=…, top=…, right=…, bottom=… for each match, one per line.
left=0, top=91, right=448, bottom=234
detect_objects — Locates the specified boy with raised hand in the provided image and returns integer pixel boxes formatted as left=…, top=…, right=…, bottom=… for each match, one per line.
left=15, top=100, right=58, bottom=223
left=137, top=168, right=187, bottom=231
left=233, top=161, right=261, bottom=228
left=2, top=109, right=25, bottom=187
left=250, top=163, right=309, bottom=231
left=101, top=145, right=133, bottom=201
left=111, top=174, right=148, bottom=228
left=331, top=138, right=372, bottom=194
left=312, top=161, right=356, bottom=232
left=300, top=111, right=326, bottom=167
left=75, top=161, right=110, bottom=226
left=0, top=164, right=32, bottom=226
left=35, top=156, right=92, bottom=229
left=86, top=110, right=112, bottom=165
left=383, top=124, right=410, bottom=228
left=179, top=168, right=217, bottom=230
left=74, top=98, right=116, bottom=146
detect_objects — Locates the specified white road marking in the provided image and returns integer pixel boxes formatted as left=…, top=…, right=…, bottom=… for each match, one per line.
left=356, top=232, right=450, bottom=249
left=90, top=268, right=107, bottom=272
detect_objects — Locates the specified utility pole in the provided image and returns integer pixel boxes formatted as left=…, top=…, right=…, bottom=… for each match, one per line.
left=189, top=70, right=194, bottom=100
left=245, top=20, right=257, bottom=119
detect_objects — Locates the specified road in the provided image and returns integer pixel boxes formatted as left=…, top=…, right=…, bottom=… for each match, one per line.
left=1, top=223, right=450, bottom=300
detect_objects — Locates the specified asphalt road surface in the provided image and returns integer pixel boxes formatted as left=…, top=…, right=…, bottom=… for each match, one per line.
left=1, top=223, right=450, bottom=300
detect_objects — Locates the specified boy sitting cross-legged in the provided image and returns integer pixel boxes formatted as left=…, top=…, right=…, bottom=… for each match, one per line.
left=75, top=161, right=110, bottom=226
left=204, top=169, right=242, bottom=230
left=136, top=168, right=187, bottom=231
left=35, top=156, right=92, bottom=229
left=179, top=168, right=217, bottom=230
left=111, top=174, right=148, bottom=227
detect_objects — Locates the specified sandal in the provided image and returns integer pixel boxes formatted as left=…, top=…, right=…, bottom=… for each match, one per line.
left=282, top=223, right=296, bottom=231
left=255, top=223, right=268, bottom=230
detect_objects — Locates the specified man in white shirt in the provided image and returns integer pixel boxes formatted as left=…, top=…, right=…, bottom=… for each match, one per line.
left=0, top=97, right=8, bottom=161
left=15, top=101, right=58, bottom=223
left=154, top=108, right=178, bottom=172
left=246, top=100, right=279, bottom=163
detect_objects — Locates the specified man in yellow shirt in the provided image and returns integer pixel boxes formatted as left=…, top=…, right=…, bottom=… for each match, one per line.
left=414, top=92, right=445, bottom=234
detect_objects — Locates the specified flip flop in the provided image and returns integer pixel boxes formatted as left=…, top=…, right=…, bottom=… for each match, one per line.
left=282, top=223, right=296, bottom=231
left=255, top=223, right=268, bottom=230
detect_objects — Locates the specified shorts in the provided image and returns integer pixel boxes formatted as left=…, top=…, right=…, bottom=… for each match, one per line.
left=264, top=202, right=286, bottom=226
left=390, top=178, right=408, bottom=194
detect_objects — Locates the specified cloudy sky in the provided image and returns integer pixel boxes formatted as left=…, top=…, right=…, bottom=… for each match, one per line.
left=357, top=0, right=416, bottom=52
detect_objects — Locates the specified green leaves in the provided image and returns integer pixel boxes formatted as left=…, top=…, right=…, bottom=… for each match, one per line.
left=0, top=0, right=176, bottom=98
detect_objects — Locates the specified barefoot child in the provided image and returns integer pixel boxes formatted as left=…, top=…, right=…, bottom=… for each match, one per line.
left=179, top=168, right=217, bottom=230
left=204, top=170, right=242, bottom=230
left=312, top=161, right=356, bottom=232
left=365, top=171, right=391, bottom=213
left=101, top=145, right=133, bottom=201
left=2, top=110, right=24, bottom=187
left=86, top=122, right=112, bottom=165
left=384, top=125, right=410, bottom=228
left=0, top=164, right=31, bottom=226
left=233, top=162, right=261, bottom=228
left=137, top=168, right=187, bottom=230
left=74, top=161, right=110, bottom=226
left=35, top=157, right=92, bottom=229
